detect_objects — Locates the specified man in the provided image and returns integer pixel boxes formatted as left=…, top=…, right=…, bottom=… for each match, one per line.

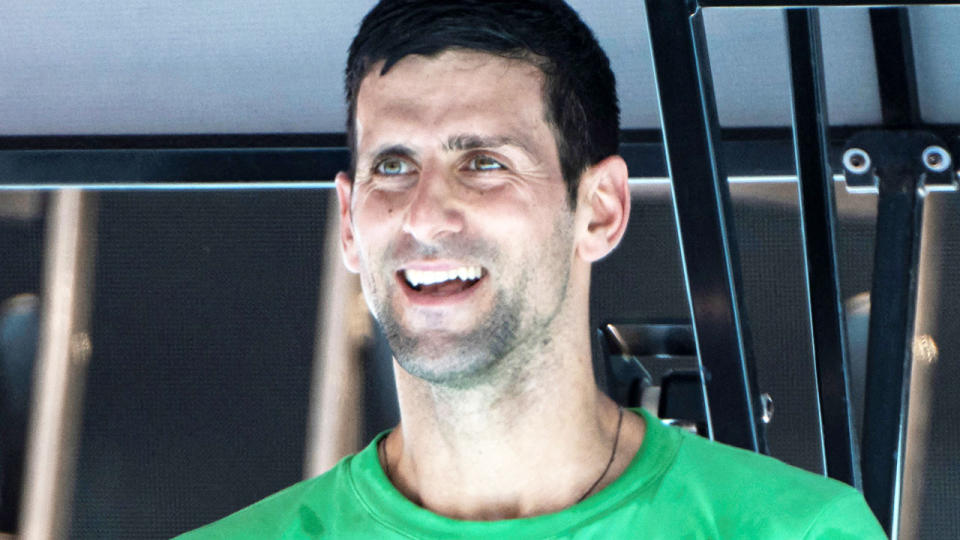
left=180, top=1, right=885, bottom=537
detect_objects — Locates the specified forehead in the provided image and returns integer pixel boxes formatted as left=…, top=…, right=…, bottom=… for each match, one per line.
left=354, top=50, right=551, bottom=152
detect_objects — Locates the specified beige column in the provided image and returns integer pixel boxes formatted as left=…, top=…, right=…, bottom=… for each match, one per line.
left=303, top=191, right=371, bottom=478
left=19, top=190, right=97, bottom=540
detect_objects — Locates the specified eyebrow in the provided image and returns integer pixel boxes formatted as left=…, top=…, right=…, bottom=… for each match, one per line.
left=443, top=134, right=533, bottom=154
left=369, top=144, right=417, bottom=161
left=364, top=134, right=535, bottom=165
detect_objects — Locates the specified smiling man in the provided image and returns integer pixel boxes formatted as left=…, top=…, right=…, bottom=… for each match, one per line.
left=178, top=1, right=885, bottom=538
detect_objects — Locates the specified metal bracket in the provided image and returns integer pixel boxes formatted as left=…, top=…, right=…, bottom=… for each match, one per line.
left=841, top=130, right=956, bottom=535
left=842, top=130, right=957, bottom=193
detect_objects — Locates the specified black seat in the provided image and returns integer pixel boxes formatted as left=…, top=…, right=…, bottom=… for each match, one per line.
left=0, top=294, right=40, bottom=533
left=598, top=321, right=706, bottom=434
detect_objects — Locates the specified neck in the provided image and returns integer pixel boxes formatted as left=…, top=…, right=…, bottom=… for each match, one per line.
left=381, top=329, right=645, bottom=520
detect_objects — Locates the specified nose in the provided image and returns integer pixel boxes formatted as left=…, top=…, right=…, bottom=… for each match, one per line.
left=402, top=165, right=465, bottom=243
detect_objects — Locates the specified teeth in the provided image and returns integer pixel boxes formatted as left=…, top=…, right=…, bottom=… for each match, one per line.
left=404, top=266, right=483, bottom=287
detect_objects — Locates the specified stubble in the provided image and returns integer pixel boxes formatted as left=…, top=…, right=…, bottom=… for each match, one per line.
left=362, top=213, right=575, bottom=390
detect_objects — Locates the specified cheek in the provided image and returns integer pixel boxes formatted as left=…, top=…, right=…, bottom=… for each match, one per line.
left=355, top=188, right=406, bottom=222
left=353, top=190, right=397, bottom=229
left=351, top=202, right=404, bottom=273
left=492, top=210, right=574, bottom=269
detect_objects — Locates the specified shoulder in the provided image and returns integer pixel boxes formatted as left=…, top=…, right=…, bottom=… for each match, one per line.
left=173, top=456, right=356, bottom=539
left=656, top=425, right=885, bottom=537
left=671, top=427, right=841, bottom=494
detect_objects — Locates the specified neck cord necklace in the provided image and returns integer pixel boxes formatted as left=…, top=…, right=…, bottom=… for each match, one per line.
left=576, top=406, right=624, bottom=503
left=378, top=406, right=625, bottom=505
left=379, top=434, right=391, bottom=481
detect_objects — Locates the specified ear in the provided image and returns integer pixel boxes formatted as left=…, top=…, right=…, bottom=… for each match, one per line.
left=335, top=171, right=361, bottom=273
left=574, top=155, right=630, bottom=263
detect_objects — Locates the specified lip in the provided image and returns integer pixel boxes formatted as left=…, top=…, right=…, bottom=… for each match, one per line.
left=398, top=259, right=483, bottom=272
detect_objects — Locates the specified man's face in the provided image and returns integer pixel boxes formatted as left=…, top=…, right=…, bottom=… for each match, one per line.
left=337, top=50, right=577, bottom=386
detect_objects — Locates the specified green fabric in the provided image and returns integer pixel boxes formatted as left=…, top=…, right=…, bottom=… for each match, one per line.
left=176, top=409, right=886, bottom=539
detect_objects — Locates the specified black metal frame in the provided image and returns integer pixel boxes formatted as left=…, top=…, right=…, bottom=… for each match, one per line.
left=645, top=0, right=767, bottom=453
left=641, top=3, right=957, bottom=538
left=786, top=8, right=859, bottom=488
left=870, top=8, right=921, bottom=128
left=0, top=134, right=348, bottom=185
left=843, top=129, right=955, bottom=534
left=3, top=126, right=959, bottom=185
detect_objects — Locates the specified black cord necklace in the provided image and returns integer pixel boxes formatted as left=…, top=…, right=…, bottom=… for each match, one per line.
left=576, top=406, right=624, bottom=503
left=378, top=406, right=625, bottom=505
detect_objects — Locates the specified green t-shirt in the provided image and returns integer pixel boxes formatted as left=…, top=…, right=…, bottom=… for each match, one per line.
left=176, top=409, right=886, bottom=539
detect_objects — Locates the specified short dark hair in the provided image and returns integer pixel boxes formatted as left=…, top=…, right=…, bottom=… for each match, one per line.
left=345, top=0, right=619, bottom=206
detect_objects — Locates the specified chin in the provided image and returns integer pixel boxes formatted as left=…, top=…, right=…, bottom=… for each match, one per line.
left=376, top=287, right=527, bottom=385
left=395, top=342, right=493, bottom=381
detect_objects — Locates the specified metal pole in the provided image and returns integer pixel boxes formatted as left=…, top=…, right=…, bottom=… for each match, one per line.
left=18, top=190, right=97, bottom=540
left=785, top=8, right=859, bottom=486
left=644, top=0, right=766, bottom=452
left=842, top=130, right=955, bottom=536
left=864, top=166, right=920, bottom=537
left=869, top=7, right=921, bottom=128
left=303, top=193, right=370, bottom=477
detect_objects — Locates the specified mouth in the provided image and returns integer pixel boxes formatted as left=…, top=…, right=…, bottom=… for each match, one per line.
left=399, top=265, right=487, bottom=296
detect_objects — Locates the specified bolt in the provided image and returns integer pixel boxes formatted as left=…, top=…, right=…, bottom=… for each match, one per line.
left=843, top=148, right=871, bottom=174
left=760, top=392, right=774, bottom=424
left=922, top=146, right=951, bottom=173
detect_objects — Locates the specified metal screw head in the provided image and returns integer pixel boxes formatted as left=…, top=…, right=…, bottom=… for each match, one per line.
left=843, top=148, right=871, bottom=174
left=922, top=145, right=951, bottom=173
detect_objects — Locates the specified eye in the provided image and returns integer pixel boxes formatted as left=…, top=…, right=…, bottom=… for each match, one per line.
left=466, top=155, right=506, bottom=172
left=374, top=157, right=413, bottom=176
